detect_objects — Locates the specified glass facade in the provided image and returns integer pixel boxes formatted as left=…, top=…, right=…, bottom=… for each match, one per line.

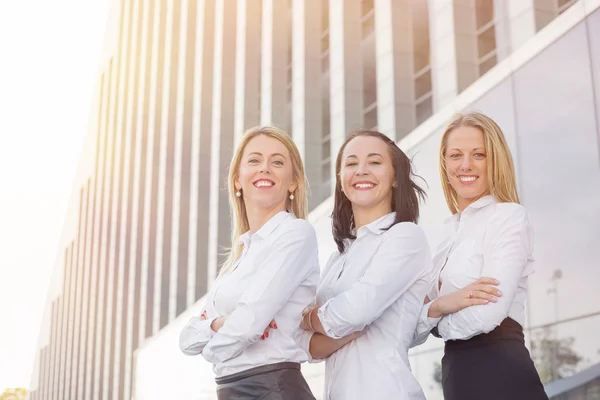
left=416, top=11, right=600, bottom=398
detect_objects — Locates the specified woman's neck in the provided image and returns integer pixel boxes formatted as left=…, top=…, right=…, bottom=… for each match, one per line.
left=457, top=192, right=491, bottom=213
left=246, top=205, right=286, bottom=234
left=352, top=203, right=392, bottom=231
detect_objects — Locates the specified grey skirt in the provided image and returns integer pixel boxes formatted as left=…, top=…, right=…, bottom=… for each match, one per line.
left=216, top=362, right=316, bottom=400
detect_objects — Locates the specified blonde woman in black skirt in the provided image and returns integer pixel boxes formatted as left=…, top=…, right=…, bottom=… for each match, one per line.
left=179, top=126, right=317, bottom=400
left=413, top=112, right=548, bottom=400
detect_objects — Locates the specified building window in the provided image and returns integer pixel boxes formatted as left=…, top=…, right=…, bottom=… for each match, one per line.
left=412, top=0, right=430, bottom=73
left=364, top=104, right=378, bottom=131
left=475, top=0, right=494, bottom=29
left=362, top=0, right=376, bottom=132
left=412, top=0, right=432, bottom=126
left=557, top=0, right=577, bottom=14
left=362, top=1, right=375, bottom=38
left=286, top=2, right=293, bottom=136
left=416, top=95, right=433, bottom=125
left=320, top=137, right=331, bottom=199
left=321, top=0, right=331, bottom=201
left=479, top=53, right=497, bottom=76
left=321, top=34, right=329, bottom=73
left=475, top=0, right=497, bottom=78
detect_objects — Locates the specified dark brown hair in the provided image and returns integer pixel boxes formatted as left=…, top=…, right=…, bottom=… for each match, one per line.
left=331, top=130, right=426, bottom=253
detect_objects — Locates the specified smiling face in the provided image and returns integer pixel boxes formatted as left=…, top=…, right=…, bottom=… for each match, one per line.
left=340, top=135, right=395, bottom=213
left=234, top=134, right=297, bottom=214
left=443, top=126, right=490, bottom=211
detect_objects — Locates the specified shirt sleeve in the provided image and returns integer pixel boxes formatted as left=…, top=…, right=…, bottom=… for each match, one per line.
left=436, top=204, right=533, bottom=340
left=202, top=220, right=319, bottom=364
left=411, top=237, right=451, bottom=347
left=292, top=329, right=326, bottom=363
left=411, top=302, right=442, bottom=347
left=178, top=290, right=220, bottom=355
left=317, top=223, right=432, bottom=339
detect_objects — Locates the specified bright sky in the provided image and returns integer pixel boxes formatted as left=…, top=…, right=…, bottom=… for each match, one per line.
left=0, top=0, right=111, bottom=391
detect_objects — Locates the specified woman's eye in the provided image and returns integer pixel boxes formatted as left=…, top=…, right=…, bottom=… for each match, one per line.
left=449, top=154, right=461, bottom=159
left=369, top=161, right=381, bottom=165
left=345, top=162, right=358, bottom=167
left=273, top=160, right=284, bottom=166
left=474, top=153, right=486, bottom=158
left=248, top=158, right=260, bottom=164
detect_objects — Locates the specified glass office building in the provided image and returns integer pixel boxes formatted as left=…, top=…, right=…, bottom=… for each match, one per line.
left=29, top=1, right=600, bottom=399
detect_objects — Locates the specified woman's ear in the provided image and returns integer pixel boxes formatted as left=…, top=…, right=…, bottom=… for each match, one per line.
left=289, top=181, right=298, bottom=194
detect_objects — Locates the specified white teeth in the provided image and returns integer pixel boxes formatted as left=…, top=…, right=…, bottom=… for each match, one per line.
left=459, top=176, right=477, bottom=182
left=254, top=180, right=273, bottom=187
left=354, top=183, right=374, bottom=189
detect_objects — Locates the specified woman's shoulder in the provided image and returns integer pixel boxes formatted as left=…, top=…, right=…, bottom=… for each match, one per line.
left=384, top=221, right=428, bottom=244
left=278, top=216, right=317, bottom=238
left=491, top=202, right=530, bottom=224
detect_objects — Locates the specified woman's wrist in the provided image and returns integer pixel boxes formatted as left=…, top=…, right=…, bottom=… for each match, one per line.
left=309, top=307, right=326, bottom=335
left=210, top=316, right=225, bottom=332
left=308, top=308, right=319, bottom=333
left=427, top=299, right=444, bottom=319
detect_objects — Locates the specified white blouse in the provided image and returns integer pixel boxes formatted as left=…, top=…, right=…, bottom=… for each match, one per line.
left=414, top=195, right=535, bottom=342
left=179, top=211, right=320, bottom=377
left=297, top=213, right=432, bottom=400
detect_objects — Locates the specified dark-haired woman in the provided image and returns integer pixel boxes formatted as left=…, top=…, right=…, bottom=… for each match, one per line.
left=296, top=131, right=432, bottom=399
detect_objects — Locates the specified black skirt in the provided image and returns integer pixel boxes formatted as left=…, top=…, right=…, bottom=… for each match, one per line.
left=442, top=318, right=548, bottom=400
left=216, top=362, right=316, bottom=400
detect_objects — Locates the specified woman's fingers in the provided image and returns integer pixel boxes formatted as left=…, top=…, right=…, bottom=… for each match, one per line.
left=471, top=290, right=498, bottom=303
left=473, top=284, right=503, bottom=297
left=261, top=328, right=269, bottom=340
left=261, top=320, right=278, bottom=340
left=472, top=277, right=500, bottom=286
left=468, top=298, right=490, bottom=306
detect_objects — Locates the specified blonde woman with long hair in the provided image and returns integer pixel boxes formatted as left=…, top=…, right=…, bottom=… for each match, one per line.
left=179, top=126, right=318, bottom=400
left=413, top=112, right=547, bottom=399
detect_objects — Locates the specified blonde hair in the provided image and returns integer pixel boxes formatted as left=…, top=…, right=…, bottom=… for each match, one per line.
left=220, top=126, right=309, bottom=274
left=439, top=111, right=520, bottom=214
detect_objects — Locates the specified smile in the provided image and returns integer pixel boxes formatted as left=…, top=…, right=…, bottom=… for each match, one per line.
left=253, top=179, right=275, bottom=188
left=353, top=182, right=376, bottom=190
left=458, top=175, right=478, bottom=185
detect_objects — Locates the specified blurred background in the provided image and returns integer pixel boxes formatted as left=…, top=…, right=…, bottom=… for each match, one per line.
left=2, top=0, right=599, bottom=399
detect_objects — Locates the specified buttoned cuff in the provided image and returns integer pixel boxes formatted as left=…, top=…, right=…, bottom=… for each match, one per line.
left=418, top=302, right=442, bottom=334
left=294, top=329, right=321, bottom=363
left=317, top=300, right=345, bottom=339
left=189, top=316, right=217, bottom=338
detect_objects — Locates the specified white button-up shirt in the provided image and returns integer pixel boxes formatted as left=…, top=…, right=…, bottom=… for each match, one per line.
left=179, top=211, right=320, bottom=377
left=414, top=195, right=534, bottom=342
left=297, top=213, right=431, bottom=400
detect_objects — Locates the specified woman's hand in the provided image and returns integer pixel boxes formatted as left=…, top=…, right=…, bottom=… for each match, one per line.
left=202, top=310, right=277, bottom=340
left=308, top=325, right=367, bottom=359
left=260, top=320, right=277, bottom=340
left=210, top=316, right=227, bottom=332
left=428, top=277, right=502, bottom=318
left=300, top=304, right=318, bottom=331
left=200, top=310, right=227, bottom=332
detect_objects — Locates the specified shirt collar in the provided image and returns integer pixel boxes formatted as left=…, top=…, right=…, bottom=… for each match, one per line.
left=356, top=212, right=396, bottom=238
left=237, top=210, right=292, bottom=246
left=444, top=195, right=497, bottom=225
